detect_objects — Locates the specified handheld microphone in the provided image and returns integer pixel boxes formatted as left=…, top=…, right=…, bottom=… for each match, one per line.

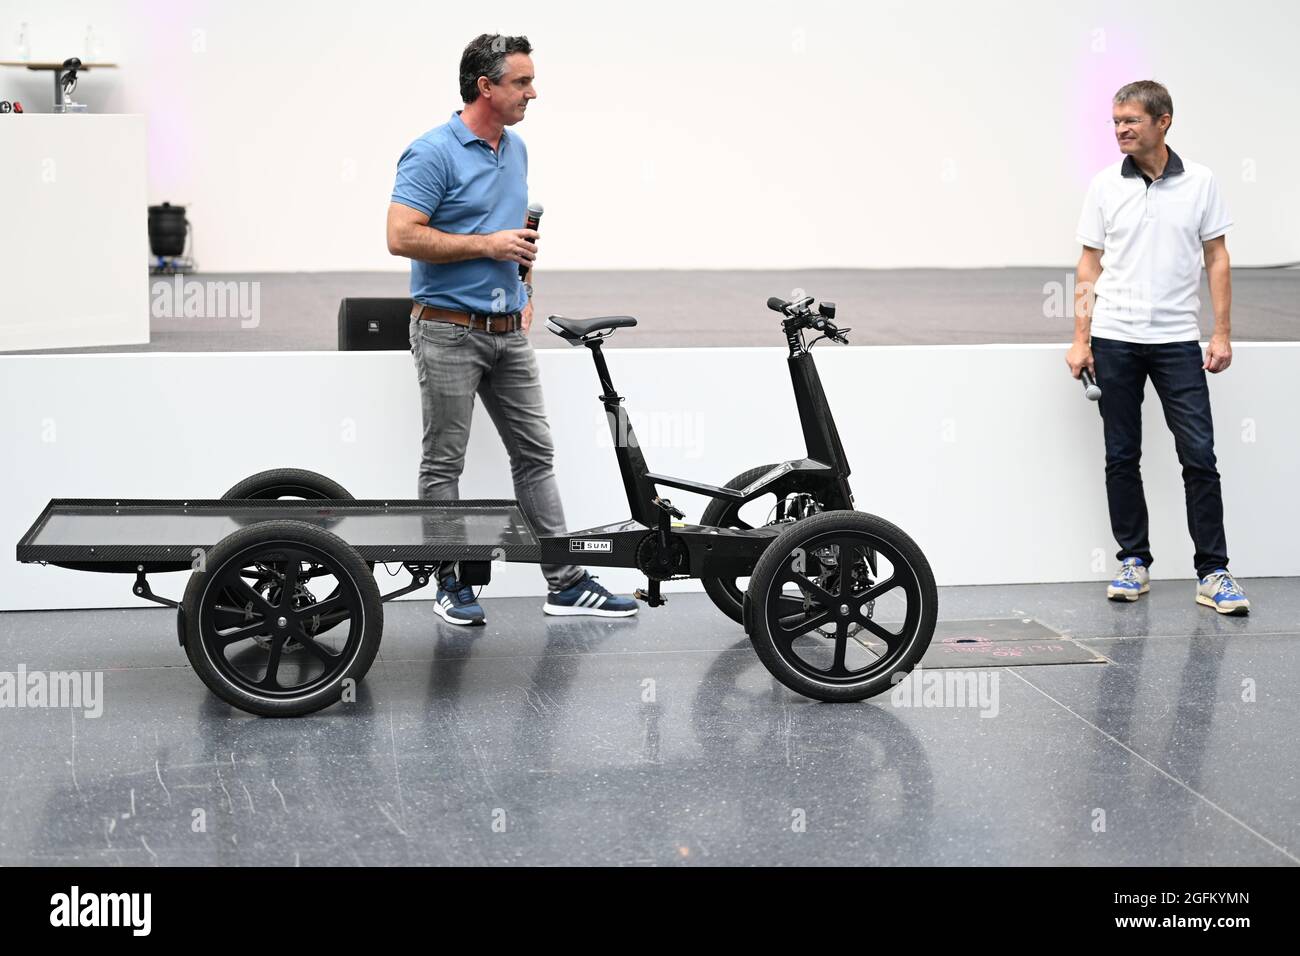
left=520, top=202, right=543, bottom=279
left=1081, top=369, right=1102, bottom=401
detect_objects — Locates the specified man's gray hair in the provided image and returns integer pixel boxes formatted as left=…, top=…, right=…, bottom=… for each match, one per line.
left=1114, top=80, right=1173, bottom=124
left=459, top=34, right=532, bottom=104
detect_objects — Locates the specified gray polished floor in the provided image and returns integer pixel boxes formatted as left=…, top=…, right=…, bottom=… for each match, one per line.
left=8, top=267, right=1297, bottom=354
left=1, top=578, right=1295, bottom=866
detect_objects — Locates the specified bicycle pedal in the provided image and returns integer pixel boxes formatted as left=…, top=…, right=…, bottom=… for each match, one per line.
left=652, top=496, right=686, bottom=520
left=633, top=588, right=667, bottom=607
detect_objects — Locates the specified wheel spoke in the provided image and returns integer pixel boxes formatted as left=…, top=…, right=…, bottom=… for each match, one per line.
left=775, top=593, right=806, bottom=616
left=214, top=618, right=271, bottom=648
left=305, top=593, right=354, bottom=633
left=309, top=594, right=347, bottom=619
left=858, top=615, right=903, bottom=650
left=773, top=607, right=833, bottom=643
left=259, top=638, right=285, bottom=689
left=778, top=570, right=835, bottom=609
left=311, top=611, right=351, bottom=633
left=278, top=561, right=301, bottom=609
left=225, top=577, right=273, bottom=616
left=829, top=620, right=850, bottom=677
left=838, top=539, right=856, bottom=599
left=858, top=575, right=901, bottom=605
left=211, top=600, right=251, bottom=630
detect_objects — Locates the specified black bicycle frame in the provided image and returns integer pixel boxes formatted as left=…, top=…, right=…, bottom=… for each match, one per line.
left=536, top=328, right=856, bottom=581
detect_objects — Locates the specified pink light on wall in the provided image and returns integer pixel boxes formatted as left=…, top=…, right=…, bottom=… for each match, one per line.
left=132, top=0, right=214, bottom=206
left=1069, top=22, right=1154, bottom=188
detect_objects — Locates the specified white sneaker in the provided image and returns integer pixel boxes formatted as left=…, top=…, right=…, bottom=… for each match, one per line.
left=1107, top=557, right=1149, bottom=601
left=1196, top=569, right=1250, bottom=615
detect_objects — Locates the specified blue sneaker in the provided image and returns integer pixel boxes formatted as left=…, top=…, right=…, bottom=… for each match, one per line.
left=1196, top=568, right=1250, bottom=615
left=543, top=573, right=638, bottom=617
left=1107, top=557, right=1149, bottom=601
left=433, top=572, right=485, bottom=626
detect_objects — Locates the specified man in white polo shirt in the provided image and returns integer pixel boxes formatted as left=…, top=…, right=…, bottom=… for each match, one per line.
left=1066, top=80, right=1249, bottom=614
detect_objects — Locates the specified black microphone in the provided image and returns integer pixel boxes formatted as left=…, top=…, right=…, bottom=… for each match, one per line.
left=519, top=201, right=543, bottom=279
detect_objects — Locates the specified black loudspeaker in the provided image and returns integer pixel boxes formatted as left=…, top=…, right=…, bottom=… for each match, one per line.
left=148, top=202, right=188, bottom=256
left=338, top=298, right=413, bottom=351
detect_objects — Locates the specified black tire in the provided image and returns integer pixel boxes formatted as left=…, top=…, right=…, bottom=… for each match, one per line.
left=222, top=467, right=354, bottom=501
left=219, top=468, right=367, bottom=644
left=746, top=510, right=937, bottom=703
left=700, top=464, right=832, bottom=625
left=181, top=520, right=383, bottom=717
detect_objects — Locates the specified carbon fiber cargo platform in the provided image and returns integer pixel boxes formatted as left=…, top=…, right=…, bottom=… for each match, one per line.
left=16, top=498, right=540, bottom=568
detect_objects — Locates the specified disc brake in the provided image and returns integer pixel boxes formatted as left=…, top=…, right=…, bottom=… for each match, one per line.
left=805, top=546, right=876, bottom=642
left=248, top=561, right=319, bottom=652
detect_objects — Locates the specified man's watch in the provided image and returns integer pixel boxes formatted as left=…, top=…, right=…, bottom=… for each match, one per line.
left=523, top=282, right=534, bottom=300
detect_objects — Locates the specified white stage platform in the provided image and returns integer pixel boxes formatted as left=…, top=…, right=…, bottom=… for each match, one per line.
left=2, top=343, right=1296, bottom=610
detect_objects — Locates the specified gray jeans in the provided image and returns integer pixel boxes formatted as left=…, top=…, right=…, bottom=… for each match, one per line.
left=409, top=316, right=584, bottom=591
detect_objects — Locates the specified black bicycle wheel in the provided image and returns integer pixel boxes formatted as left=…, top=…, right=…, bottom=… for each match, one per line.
left=217, top=468, right=366, bottom=646
left=181, top=520, right=382, bottom=717
left=221, top=467, right=355, bottom=501
left=700, top=464, right=835, bottom=624
left=746, top=510, right=936, bottom=702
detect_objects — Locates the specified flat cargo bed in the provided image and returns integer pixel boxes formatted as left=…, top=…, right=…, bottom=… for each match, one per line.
left=16, top=498, right=540, bottom=571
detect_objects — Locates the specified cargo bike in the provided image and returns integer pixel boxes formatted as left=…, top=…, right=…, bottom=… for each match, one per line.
left=16, top=295, right=937, bottom=716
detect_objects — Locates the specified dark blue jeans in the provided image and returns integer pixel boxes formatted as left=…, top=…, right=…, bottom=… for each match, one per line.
left=1091, top=337, right=1229, bottom=577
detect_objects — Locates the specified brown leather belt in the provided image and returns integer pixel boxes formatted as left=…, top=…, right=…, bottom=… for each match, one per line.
left=411, top=303, right=522, bottom=334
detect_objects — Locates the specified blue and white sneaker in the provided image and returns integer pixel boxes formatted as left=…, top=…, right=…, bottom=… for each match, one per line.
left=543, top=573, right=638, bottom=617
left=1196, top=568, right=1250, bottom=615
left=1107, top=557, right=1149, bottom=601
left=433, top=572, right=485, bottom=626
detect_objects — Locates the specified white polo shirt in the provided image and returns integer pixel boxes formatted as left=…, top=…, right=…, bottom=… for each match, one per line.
left=1075, top=147, right=1232, bottom=344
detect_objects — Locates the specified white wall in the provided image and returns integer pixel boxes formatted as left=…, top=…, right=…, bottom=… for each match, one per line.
left=0, top=115, right=149, bottom=351
left=2, top=342, right=1296, bottom=611
left=1, top=0, right=1296, bottom=272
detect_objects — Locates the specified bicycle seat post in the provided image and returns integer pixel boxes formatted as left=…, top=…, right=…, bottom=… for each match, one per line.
left=586, top=338, right=621, bottom=405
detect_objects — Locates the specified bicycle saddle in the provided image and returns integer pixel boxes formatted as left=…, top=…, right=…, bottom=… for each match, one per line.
left=545, top=314, right=637, bottom=345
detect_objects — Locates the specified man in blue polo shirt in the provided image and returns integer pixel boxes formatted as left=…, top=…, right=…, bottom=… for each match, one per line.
left=387, top=33, right=636, bottom=625
left=1066, top=80, right=1249, bottom=614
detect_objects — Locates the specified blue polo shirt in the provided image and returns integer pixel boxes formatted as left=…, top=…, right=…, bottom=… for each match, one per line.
left=391, top=111, right=529, bottom=314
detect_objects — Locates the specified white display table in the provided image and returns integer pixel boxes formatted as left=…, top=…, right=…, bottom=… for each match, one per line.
left=0, top=114, right=147, bottom=351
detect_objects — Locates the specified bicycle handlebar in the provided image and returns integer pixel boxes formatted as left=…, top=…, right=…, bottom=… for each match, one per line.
left=768, top=293, right=851, bottom=344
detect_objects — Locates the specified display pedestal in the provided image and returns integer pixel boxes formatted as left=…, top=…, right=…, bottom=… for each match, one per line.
left=0, top=114, right=147, bottom=352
